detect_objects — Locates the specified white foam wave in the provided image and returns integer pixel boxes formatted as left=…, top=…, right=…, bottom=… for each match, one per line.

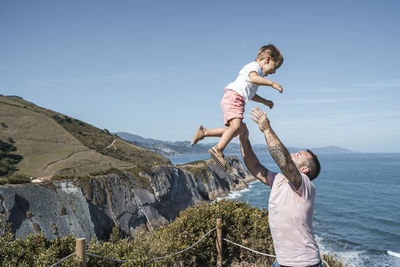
left=388, top=250, right=400, bottom=259
left=216, top=186, right=252, bottom=201
left=248, top=180, right=259, bottom=186
left=229, top=187, right=251, bottom=199
left=314, top=235, right=327, bottom=251
left=336, top=251, right=365, bottom=267
left=314, top=235, right=365, bottom=267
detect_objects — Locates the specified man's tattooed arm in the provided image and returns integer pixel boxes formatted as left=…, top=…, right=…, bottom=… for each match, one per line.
left=250, top=107, right=302, bottom=190
left=268, top=145, right=302, bottom=190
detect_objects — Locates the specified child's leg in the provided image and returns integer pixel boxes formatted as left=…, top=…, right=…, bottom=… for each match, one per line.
left=215, top=118, right=242, bottom=151
left=203, top=127, right=226, bottom=137
left=191, top=125, right=228, bottom=146
left=192, top=124, right=237, bottom=146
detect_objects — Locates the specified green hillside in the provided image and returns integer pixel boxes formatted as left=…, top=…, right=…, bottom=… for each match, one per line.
left=0, top=95, right=170, bottom=178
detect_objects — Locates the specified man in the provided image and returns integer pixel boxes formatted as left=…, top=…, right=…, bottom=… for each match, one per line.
left=239, top=107, right=322, bottom=267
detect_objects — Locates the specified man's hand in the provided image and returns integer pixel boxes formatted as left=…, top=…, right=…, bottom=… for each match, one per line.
left=264, top=100, right=274, bottom=109
left=251, top=107, right=303, bottom=190
left=250, top=107, right=270, bottom=132
left=272, top=82, right=283, bottom=93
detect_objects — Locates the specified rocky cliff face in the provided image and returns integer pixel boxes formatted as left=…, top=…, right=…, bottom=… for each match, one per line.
left=0, top=156, right=254, bottom=240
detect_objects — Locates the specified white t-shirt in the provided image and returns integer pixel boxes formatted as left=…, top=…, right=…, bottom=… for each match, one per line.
left=225, top=61, right=263, bottom=103
left=267, top=171, right=321, bottom=266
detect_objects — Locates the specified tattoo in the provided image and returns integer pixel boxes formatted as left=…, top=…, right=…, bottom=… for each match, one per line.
left=269, top=145, right=302, bottom=189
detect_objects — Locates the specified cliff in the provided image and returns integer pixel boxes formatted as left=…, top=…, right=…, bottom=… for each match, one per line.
left=0, top=156, right=255, bottom=240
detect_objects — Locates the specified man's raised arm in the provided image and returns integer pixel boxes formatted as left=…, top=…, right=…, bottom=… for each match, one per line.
left=238, top=124, right=270, bottom=186
left=250, top=107, right=302, bottom=190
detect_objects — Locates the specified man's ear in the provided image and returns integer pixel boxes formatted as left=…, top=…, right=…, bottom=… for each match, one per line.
left=299, top=165, right=309, bottom=175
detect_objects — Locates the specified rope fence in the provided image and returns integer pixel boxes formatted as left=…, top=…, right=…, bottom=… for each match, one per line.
left=49, top=218, right=330, bottom=267
left=86, top=253, right=126, bottom=263
left=149, top=226, right=217, bottom=261
left=223, top=238, right=276, bottom=258
left=49, top=253, right=76, bottom=267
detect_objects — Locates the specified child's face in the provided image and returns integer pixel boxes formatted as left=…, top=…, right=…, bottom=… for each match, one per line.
left=262, top=57, right=279, bottom=76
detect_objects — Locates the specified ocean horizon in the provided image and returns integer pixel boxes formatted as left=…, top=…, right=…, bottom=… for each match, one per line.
left=167, top=152, right=400, bottom=267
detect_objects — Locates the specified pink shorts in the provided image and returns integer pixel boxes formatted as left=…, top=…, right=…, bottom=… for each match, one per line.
left=220, top=89, right=245, bottom=126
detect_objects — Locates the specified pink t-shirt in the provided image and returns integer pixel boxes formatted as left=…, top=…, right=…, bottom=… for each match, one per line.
left=267, top=171, right=320, bottom=266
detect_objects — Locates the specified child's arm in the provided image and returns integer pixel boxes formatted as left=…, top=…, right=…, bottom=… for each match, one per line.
left=252, top=94, right=274, bottom=109
left=249, top=71, right=283, bottom=93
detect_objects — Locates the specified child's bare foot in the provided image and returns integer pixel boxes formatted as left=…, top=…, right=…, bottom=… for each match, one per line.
left=208, top=146, right=227, bottom=171
left=191, top=125, right=206, bottom=146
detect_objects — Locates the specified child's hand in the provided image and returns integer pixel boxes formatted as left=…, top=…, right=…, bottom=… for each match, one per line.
left=272, top=82, right=283, bottom=93
left=264, top=100, right=274, bottom=109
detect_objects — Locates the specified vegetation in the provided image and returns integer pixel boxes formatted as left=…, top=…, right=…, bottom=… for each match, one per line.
left=178, top=160, right=213, bottom=183
left=322, top=253, right=346, bottom=267
left=0, top=139, right=23, bottom=178
left=126, top=165, right=155, bottom=193
left=0, top=223, right=80, bottom=266
left=0, top=200, right=344, bottom=266
left=49, top=113, right=170, bottom=166
left=0, top=173, right=30, bottom=185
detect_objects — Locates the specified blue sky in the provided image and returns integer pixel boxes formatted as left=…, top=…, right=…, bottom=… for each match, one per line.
left=1, top=0, right=399, bottom=152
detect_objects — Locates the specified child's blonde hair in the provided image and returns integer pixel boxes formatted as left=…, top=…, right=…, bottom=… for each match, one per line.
left=256, top=44, right=284, bottom=67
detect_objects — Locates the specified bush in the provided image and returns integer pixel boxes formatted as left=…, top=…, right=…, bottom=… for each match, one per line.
left=322, top=253, right=345, bottom=267
left=52, top=114, right=64, bottom=123
left=0, top=174, right=30, bottom=185
left=0, top=223, right=79, bottom=266
left=147, top=200, right=275, bottom=266
left=5, top=173, right=30, bottom=184
left=0, top=139, right=23, bottom=177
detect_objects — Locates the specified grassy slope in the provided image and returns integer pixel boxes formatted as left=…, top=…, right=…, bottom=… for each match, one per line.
left=0, top=95, right=170, bottom=178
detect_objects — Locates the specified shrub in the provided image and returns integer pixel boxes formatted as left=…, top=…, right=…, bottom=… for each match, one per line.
left=5, top=173, right=30, bottom=184
left=322, top=253, right=345, bottom=267
left=0, top=223, right=79, bottom=266
left=0, top=139, right=23, bottom=177
left=147, top=200, right=275, bottom=266
left=52, top=114, right=64, bottom=123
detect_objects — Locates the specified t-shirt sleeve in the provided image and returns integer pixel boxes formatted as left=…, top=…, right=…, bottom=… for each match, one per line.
left=294, top=173, right=314, bottom=200
left=266, top=171, right=278, bottom=188
left=244, top=62, right=261, bottom=77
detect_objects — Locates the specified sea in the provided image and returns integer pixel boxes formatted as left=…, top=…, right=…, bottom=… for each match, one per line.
left=167, top=152, right=400, bottom=267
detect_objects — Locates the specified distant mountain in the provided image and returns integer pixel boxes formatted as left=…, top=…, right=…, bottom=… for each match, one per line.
left=116, top=132, right=167, bottom=145
left=306, top=146, right=355, bottom=153
left=115, top=132, right=356, bottom=156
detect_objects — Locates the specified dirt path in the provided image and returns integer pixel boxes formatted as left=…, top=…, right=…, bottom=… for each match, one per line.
left=106, top=139, right=116, bottom=149
left=41, top=149, right=91, bottom=172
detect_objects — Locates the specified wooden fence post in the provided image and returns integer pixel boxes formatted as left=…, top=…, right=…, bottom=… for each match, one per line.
left=76, top=238, right=87, bottom=267
left=216, top=218, right=222, bottom=267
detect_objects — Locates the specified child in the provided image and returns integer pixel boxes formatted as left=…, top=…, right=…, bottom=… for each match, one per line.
left=191, top=44, right=284, bottom=171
